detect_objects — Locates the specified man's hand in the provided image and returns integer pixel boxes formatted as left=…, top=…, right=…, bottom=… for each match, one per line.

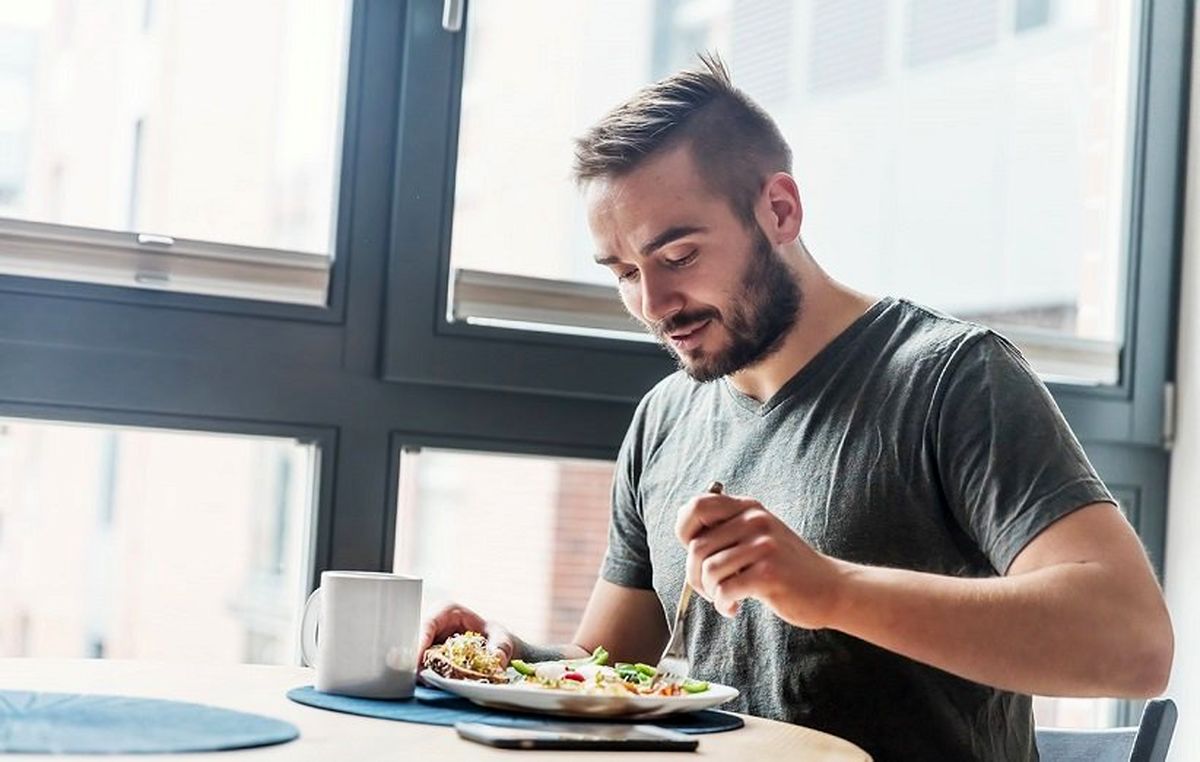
left=676, top=491, right=844, bottom=628
left=418, top=602, right=515, bottom=666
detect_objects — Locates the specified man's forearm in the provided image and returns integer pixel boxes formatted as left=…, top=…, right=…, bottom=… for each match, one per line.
left=827, top=559, right=1172, bottom=697
left=511, top=635, right=591, bottom=664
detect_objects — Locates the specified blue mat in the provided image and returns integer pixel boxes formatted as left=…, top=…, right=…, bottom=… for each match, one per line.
left=0, top=689, right=299, bottom=754
left=287, top=685, right=743, bottom=734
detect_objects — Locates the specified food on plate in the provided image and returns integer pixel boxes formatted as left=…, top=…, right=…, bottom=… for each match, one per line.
left=424, top=632, right=710, bottom=696
left=423, top=631, right=507, bottom=683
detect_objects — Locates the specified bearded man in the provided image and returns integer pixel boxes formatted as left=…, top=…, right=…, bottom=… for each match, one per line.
left=420, top=57, right=1173, bottom=761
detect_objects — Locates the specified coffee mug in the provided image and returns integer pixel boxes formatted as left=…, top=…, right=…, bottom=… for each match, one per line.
left=300, top=571, right=423, bottom=698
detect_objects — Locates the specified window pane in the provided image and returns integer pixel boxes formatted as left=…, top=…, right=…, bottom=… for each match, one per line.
left=449, top=0, right=1137, bottom=384
left=1033, top=696, right=1120, bottom=730
left=0, top=418, right=317, bottom=664
left=0, top=0, right=348, bottom=256
left=393, top=448, right=615, bottom=644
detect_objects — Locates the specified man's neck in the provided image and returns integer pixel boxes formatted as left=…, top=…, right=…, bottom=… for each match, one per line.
left=727, top=253, right=878, bottom=403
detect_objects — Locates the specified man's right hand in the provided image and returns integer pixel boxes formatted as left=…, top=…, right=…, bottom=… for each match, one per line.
left=418, top=602, right=516, bottom=667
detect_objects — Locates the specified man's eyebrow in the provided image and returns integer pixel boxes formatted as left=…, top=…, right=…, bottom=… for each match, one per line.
left=640, top=225, right=707, bottom=257
left=592, top=225, right=708, bottom=266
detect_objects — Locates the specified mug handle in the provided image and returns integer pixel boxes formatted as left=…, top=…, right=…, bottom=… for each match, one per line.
left=300, top=587, right=322, bottom=667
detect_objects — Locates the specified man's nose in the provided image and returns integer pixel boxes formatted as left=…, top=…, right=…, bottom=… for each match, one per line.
left=639, top=270, right=683, bottom=325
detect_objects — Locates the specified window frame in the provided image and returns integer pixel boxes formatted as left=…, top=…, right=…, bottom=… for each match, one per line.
left=383, top=0, right=1189, bottom=448
left=382, top=0, right=673, bottom=403
left=0, top=0, right=640, bottom=656
left=0, top=399, right=338, bottom=593
left=383, top=430, right=620, bottom=573
left=0, top=0, right=1187, bottom=687
left=0, top=0, right=365, bottom=325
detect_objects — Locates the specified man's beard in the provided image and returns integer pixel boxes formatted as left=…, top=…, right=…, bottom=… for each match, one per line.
left=652, top=229, right=802, bottom=383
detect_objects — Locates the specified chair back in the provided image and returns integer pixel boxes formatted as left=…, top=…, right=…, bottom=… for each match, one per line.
left=1035, top=698, right=1176, bottom=762
left=1129, top=698, right=1177, bottom=762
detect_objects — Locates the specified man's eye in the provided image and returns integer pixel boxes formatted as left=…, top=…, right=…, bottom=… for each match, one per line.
left=666, top=249, right=698, bottom=267
left=617, top=268, right=640, bottom=282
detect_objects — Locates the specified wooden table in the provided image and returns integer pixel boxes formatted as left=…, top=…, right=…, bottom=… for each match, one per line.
left=0, top=658, right=870, bottom=760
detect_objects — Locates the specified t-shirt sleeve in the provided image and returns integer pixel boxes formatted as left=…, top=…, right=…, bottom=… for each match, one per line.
left=599, top=399, right=655, bottom=590
left=933, top=333, right=1116, bottom=573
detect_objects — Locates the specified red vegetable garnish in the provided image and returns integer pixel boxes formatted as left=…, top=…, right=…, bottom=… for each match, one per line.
left=562, top=672, right=585, bottom=682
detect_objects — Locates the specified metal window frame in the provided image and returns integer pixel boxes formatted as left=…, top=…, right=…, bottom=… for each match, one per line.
left=0, top=218, right=332, bottom=307
left=0, top=0, right=363, bottom=326
left=0, top=400, right=338, bottom=593
left=0, top=0, right=638, bottom=582
left=381, top=0, right=674, bottom=404
left=383, top=430, right=620, bottom=574
left=382, top=0, right=1190, bottom=448
left=0, top=0, right=1188, bottom=693
left=450, top=266, right=1123, bottom=384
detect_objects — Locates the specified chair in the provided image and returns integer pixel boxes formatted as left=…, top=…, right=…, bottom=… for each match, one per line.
left=1035, top=698, right=1177, bottom=762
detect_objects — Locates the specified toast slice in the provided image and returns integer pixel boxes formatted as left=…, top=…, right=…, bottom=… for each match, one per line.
left=423, top=643, right=508, bottom=683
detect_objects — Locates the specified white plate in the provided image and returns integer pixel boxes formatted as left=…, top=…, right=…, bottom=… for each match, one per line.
left=420, top=669, right=739, bottom=719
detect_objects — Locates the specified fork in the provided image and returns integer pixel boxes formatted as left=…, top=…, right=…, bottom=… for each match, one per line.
left=651, top=480, right=724, bottom=689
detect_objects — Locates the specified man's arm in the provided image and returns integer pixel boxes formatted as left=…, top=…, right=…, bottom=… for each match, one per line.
left=680, top=496, right=1173, bottom=697
left=831, top=502, right=1173, bottom=696
left=510, top=580, right=668, bottom=663
left=569, top=578, right=670, bottom=664
left=419, top=579, right=668, bottom=667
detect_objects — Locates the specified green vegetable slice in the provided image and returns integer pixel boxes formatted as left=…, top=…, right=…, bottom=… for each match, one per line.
left=510, top=659, right=536, bottom=677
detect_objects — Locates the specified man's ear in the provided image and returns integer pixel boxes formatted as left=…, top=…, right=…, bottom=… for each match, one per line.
left=759, top=172, right=803, bottom=244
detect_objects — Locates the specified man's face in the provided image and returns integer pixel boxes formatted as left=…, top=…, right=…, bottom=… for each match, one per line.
left=587, top=145, right=800, bottom=382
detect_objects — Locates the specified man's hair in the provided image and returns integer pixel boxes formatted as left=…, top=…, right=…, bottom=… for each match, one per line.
left=572, top=54, right=792, bottom=227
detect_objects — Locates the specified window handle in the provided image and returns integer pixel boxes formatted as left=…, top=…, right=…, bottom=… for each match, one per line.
left=136, top=233, right=175, bottom=247
left=442, top=0, right=464, bottom=32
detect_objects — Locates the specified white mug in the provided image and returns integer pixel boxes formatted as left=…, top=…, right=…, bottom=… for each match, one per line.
left=300, top=571, right=423, bottom=699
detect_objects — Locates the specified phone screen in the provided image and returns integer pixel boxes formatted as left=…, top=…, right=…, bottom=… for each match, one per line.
left=455, top=722, right=699, bottom=751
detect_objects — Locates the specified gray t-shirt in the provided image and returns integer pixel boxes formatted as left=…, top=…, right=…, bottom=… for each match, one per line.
left=601, top=297, right=1114, bottom=762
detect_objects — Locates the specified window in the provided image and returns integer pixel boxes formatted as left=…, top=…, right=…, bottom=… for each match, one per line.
left=0, top=418, right=318, bottom=664
left=385, top=2, right=1186, bottom=733
left=0, top=0, right=1186, bottom=737
left=0, top=0, right=350, bottom=305
left=394, top=448, right=616, bottom=644
left=444, top=0, right=1138, bottom=385
left=1032, top=696, right=1119, bottom=730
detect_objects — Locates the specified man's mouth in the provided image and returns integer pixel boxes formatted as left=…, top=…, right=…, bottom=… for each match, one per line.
left=667, top=319, right=712, bottom=351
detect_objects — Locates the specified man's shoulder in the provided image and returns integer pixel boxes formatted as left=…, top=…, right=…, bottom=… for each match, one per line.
left=877, top=298, right=998, bottom=369
left=617, top=371, right=711, bottom=468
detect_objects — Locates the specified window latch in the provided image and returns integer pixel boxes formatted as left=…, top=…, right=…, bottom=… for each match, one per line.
left=442, top=0, right=464, bottom=32
left=136, top=233, right=175, bottom=247
left=135, top=233, right=173, bottom=286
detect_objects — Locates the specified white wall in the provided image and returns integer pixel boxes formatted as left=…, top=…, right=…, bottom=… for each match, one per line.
left=1162, top=12, right=1200, bottom=760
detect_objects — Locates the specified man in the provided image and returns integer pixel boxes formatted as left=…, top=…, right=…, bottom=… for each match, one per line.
left=419, top=57, right=1173, bottom=760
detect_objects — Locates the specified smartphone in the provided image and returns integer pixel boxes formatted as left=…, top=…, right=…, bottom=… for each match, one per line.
left=454, top=722, right=699, bottom=751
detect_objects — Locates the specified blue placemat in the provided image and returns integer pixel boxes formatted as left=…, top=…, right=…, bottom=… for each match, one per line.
left=0, top=689, right=299, bottom=754
left=287, top=685, right=743, bottom=734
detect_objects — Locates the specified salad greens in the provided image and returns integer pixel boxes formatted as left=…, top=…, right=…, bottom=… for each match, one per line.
left=503, top=647, right=710, bottom=696
left=511, top=645, right=608, bottom=677
left=615, top=662, right=709, bottom=693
